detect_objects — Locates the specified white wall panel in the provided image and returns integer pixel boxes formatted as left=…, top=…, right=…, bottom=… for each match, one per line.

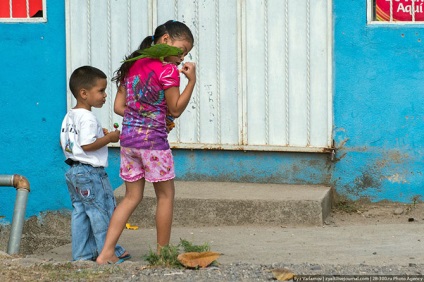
left=268, top=0, right=288, bottom=146
left=288, top=0, right=308, bottom=147
left=310, top=0, right=331, bottom=147
left=66, top=0, right=332, bottom=152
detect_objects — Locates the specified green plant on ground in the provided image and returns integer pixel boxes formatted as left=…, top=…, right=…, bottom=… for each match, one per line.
left=144, top=243, right=181, bottom=267
left=405, top=195, right=423, bottom=213
left=334, top=194, right=359, bottom=213
left=180, top=239, right=210, bottom=253
left=143, top=238, right=211, bottom=268
left=411, top=195, right=422, bottom=207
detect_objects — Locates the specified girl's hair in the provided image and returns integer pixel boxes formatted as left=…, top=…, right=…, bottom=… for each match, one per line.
left=112, top=20, right=194, bottom=86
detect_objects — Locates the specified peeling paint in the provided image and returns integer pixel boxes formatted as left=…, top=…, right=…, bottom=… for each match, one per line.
left=333, top=147, right=415, bottom=201
left=335, top=138, right=349, bottom=149
left=386, top=173, right=408, bottom=184
left=387, top=151, right=410, bottom=164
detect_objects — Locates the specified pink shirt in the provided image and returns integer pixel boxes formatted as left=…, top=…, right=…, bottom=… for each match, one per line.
left=120, top=58, right=180, bottom=149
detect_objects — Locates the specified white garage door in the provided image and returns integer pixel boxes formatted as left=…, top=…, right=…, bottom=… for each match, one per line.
left=66, top=0, right=333, bottom=152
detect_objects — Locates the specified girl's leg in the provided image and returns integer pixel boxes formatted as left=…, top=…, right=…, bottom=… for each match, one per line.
left=96, top=179, right=145, bottom=264
left=153, top=179, right=175, bottom=253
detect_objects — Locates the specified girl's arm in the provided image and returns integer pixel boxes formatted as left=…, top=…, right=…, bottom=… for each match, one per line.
left=114, top=85, right=127, bottom=116
left=165, top=62, right=196, bottom=118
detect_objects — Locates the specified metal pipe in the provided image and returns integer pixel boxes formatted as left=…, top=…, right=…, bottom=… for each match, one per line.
left=0, top=174, right=30, bottom=255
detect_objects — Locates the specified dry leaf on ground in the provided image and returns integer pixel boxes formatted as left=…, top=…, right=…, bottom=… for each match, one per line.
left=271, top=268, right=295, bottom=281
left=177, top=251, right=220, bottom=268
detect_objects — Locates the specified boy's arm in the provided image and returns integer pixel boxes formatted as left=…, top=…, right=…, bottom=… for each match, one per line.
left=81, top=130, right=120, bottom=152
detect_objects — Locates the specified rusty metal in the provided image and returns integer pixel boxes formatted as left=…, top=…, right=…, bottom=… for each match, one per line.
left=12, top=174, right=30, bottom=191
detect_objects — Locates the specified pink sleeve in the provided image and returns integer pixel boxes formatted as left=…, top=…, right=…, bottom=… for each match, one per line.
left=159, top=64, right=180, bottom=90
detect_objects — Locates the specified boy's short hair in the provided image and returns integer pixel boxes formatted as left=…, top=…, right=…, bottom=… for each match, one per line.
left=69, top=66, right=107, bottom=98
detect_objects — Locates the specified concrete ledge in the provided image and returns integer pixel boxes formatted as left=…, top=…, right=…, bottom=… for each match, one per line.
left=114, top=181, right=333, bottom=227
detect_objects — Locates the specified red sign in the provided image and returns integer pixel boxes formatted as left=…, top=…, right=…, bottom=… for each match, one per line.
left=0, top=0, right=42, bottom=18
left=376, top=0, right=424, bottom=21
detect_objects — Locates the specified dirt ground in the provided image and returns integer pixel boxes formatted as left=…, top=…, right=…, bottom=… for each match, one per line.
left=3, top=201, right=424, bottom=254
left=327, top=200, right=424, bottom=226
left=0, top=201, right=423, bottom=281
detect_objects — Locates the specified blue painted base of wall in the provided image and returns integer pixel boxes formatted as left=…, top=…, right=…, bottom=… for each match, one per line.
left=108, top=148, right=333, bottom=187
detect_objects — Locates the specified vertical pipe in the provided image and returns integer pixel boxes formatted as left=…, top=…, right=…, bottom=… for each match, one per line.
left=0, top=174, right=30, bottom=255
left=7, top=189, right=29, bottom=254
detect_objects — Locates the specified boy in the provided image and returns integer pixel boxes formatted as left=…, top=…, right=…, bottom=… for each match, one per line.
left=60, top=66, right=129, bottom=262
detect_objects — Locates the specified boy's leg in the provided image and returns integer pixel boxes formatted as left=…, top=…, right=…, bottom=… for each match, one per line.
left=96, top=179, right=145, bottom=264
left=85, top=167, right=128, bottom=258
left=153, top=180, right=175, bottom=252
left=70, top=205, right=97, bottom=260
left=65, top=171, right=97, bottom=261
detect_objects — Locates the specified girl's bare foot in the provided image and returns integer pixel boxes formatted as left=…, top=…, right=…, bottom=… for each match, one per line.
left=118, top=251, right=132, bottom=260
left=96, top=254, right=120, bottom=265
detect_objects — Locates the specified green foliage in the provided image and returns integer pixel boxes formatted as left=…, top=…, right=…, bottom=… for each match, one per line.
left=143, top=238, right=211, bottom=268
left=180, top=239, right=210, bottom=253
left=144, top=244, right=181, bottom=267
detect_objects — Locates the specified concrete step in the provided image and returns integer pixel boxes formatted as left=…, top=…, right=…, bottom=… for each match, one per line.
left=114, top=181, right=333, bottom=227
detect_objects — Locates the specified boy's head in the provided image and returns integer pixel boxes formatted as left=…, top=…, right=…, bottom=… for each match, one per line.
left=69, top=66, right=108, bottom=109
left=69, top=66, right=107, bottom=99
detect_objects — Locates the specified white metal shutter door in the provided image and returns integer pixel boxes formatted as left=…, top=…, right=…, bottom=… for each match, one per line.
left=66, top=0, right=332, bottom=152
left=242, top=0, right=332, bottom=150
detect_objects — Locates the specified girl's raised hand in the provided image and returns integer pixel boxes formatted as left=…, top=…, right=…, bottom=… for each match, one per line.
left=180, top=62, right=196, bottom=82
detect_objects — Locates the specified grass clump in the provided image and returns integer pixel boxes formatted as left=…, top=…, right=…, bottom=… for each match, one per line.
left=143, top=238, right=210, bottom=268
left=411, top=195, right=422, bottom=207
left=180, top=239, right=210, bottom=253
left=144, top=243, right=180, bottom=267
left=333, top=193, right=361, bottom=213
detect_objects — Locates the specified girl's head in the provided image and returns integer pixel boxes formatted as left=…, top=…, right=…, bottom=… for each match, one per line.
left=113, top=20, right=194, bottom=86
left=144, top=20, right=194, bottom=50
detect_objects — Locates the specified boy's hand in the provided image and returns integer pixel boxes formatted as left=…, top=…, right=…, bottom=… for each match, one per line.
left=103, top=128, right=109, bottom=135
left=107, top=130, right=120, bottom=143
left=82, top=129, right=120, bottom=152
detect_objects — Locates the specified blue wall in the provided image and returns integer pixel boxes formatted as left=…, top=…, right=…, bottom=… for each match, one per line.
left=332, top=1, right=424, bottom=202
left=0, top=2, right=69, bottom=223
left=1, top=1, right=423, bottom=223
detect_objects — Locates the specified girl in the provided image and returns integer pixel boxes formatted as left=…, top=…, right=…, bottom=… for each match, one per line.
left=96, top=20, right=196, bottom=264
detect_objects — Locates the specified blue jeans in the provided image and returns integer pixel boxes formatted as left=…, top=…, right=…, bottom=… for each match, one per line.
left=65, top=163, right=125, bottom=261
